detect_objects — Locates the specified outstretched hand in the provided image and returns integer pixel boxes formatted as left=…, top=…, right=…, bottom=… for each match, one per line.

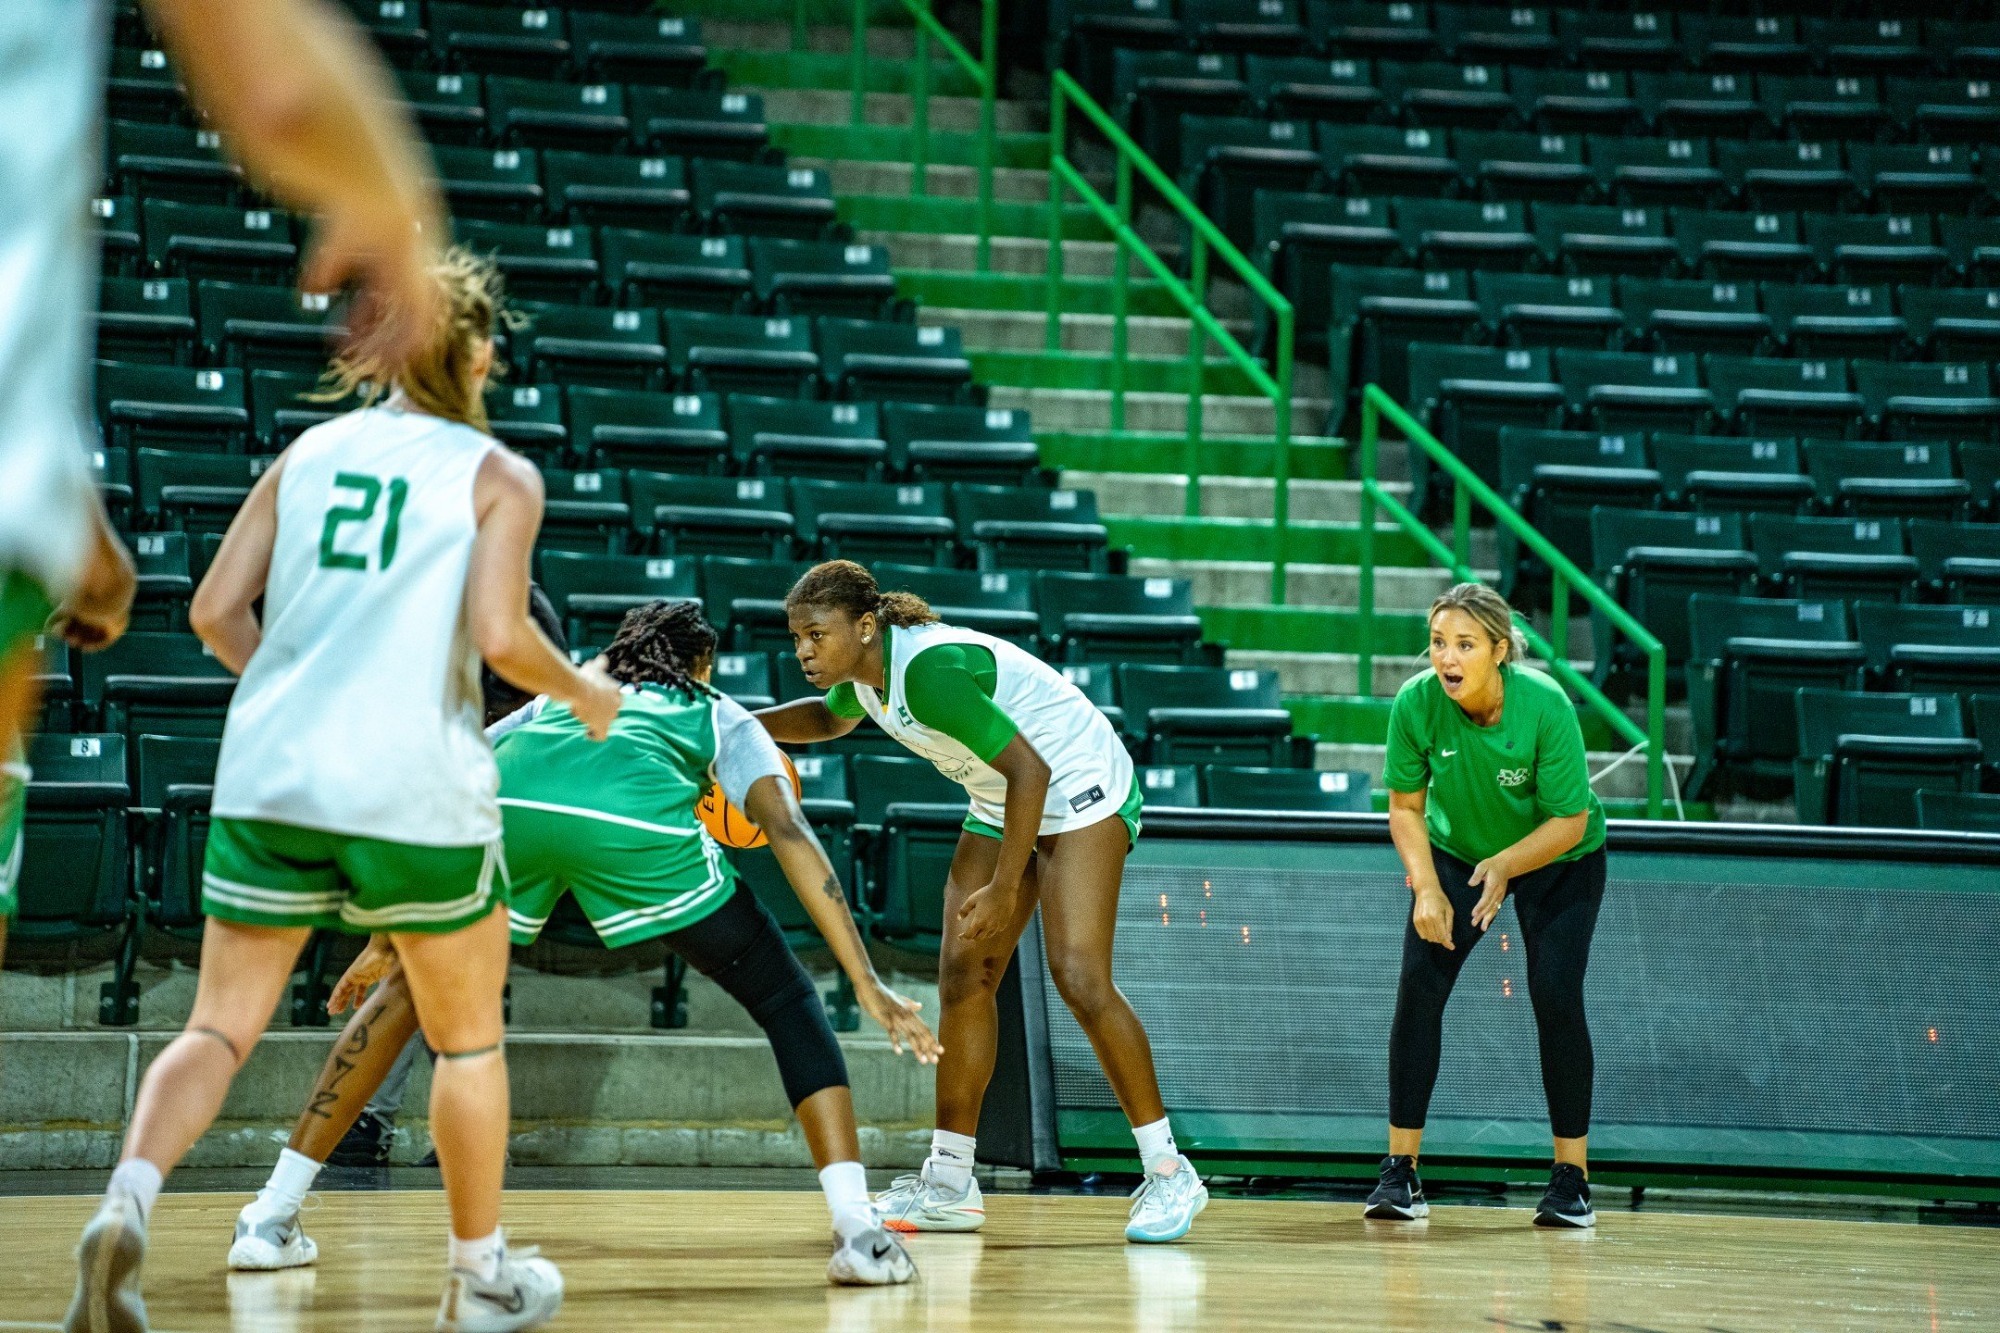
left=859, top=981, right=942, bottom=1065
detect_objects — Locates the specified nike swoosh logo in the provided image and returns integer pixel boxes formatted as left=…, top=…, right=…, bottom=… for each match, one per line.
left=496, top=1285, right=526, bottom=1315
left=1439, top=749, right=1457, bottom=758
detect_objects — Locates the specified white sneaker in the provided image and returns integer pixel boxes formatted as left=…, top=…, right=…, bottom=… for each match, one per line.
left=873, top=1167, right=985, bottom=1233
left=1125, top=1156, right=1208, bottom=1243
left=228, top=1204, right=318, bottom=1271
left=434, top=1248, right=564, bottom=1333
left=63, top=1190, right=149, bottom=1333
left=826, top=1225, right=917, bottom=1285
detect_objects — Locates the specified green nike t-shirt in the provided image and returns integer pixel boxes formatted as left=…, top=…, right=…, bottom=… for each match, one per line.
left=1382, top=663, right=1606, bottom=867
left=824, top=633, right=1019, bottom=762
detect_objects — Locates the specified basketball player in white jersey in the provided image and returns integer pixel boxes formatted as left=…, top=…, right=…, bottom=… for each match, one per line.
left=6, top=0, right=450, bottom=985
left=762, top=560, right=1208, bottom=1244
left=64, top=249, right=620, bottom=1333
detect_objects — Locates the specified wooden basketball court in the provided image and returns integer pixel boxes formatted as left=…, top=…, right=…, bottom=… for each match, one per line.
left=4, top=1187, right=1996, bottom=1331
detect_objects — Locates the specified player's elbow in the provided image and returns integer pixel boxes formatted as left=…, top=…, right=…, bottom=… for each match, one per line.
left=188, top=582, right=237, bottom=646
left=471, top=611, right=527, bottom=673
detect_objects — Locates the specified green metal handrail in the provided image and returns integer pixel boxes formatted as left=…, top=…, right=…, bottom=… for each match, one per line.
left=1354, top=384, right=1671, bottom=818
left=1045, top=70, right=1297, bottom=604
left=822, top=0, right=996, bottom=271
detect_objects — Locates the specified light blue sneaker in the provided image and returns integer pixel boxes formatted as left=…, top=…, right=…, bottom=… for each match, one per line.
left=1124, top=1156, right=1207, bottom=1243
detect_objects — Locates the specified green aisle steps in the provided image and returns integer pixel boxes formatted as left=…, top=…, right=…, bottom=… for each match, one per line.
left=1037, top=431, right=1348, bottom=480
left=1199, top=605, right=1429, bottom=655
left=712, top=49, right=979, bottom=99
left=969, top=350, right=1259, bottom=396
left=1104, top=516, right=1427, bottom=566
left=896, top=270, right=1184, bottom=318
left=771, top=123, right=1048, bottom=169
left=835, top=194, right=1110, bottom=239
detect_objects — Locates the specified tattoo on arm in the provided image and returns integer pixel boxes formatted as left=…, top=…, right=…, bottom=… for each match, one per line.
left=818, top=873, right=846, bottom=905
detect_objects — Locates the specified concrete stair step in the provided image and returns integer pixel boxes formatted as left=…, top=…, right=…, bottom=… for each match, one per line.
left=1103, top=513, right=1429, bottom=566
left=1036, top=430, right=1348, bottom=480
left=933, top=307, right=1254, bottom=359
left=898, top=268, right=1193, bottom=319
left=836, top=193, right=1108, bottom=239
left=1128, top=558, right=1476, bottom=612
left=864, top=231, right=1121, bottom=277
left=992, top=387, right=1333, bottom=437
left=1073, top=472, right=1397, bottom=525
left=802, top=157, right=1057, bottom=202
left=760, top=87, right=1045, bottom=135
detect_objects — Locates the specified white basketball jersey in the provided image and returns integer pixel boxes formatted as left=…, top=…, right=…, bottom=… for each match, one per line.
left=0, top=0, right=108, bottom=595
left=854, top=621, right=1133, bottom=836
left=211, top=405, right=501, bottom=845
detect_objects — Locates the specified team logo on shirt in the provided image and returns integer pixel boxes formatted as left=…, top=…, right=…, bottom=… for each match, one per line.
left=1496, top=767, right=1529, bottom=787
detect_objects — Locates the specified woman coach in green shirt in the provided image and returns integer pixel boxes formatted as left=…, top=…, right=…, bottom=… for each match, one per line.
left=1365, top=583, right=1608, bottom=1230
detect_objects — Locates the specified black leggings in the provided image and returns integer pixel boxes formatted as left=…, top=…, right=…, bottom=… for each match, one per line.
left=664, top=886, right=848, bottom=1108
left=1387, top=846, right=1606, bottom=1139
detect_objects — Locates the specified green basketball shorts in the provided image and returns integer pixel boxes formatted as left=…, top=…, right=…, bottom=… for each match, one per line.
left=501, top=800, right=735, bottom=949
left=202, top=817, right=507, bottom=935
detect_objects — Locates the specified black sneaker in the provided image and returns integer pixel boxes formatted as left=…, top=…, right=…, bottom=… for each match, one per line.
left=1534, top=1162, right=1595, bottom=1228
left=326, top=1109, right=395, bottom=1168
left=1363, top=1154, right=1429, bottom=1220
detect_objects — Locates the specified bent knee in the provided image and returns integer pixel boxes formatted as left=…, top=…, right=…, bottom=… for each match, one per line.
left=1047, top=953, right=1118, bottom=1019
left=937, top=949, right=1011, bottom=1007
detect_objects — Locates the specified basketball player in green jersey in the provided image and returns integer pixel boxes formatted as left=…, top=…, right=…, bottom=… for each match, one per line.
left=763, top=560, right=1207, bottom=1244
left=229, top=600, right=938, bottom=1287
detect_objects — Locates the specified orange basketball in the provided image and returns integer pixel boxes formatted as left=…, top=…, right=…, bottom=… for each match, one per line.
left=698, top=750, right=801, bottom=849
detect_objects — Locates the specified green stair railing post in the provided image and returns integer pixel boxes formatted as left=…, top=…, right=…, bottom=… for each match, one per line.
left=1358, top=386, right=1671, bottom=818
left=975, top=0, right=996, bottom=272
left=1044, top=71, right=1296, bottom=602
left=1184, top=233, right=1207, bottom=518
left=878, top=0, right=997, bottom=263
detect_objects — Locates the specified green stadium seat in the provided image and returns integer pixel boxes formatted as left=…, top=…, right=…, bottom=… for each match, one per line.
left=568, top=386, right=727, bottom=473
left=1116, top=664, right=1297, bottom=767
left=1762, top=283, right=1905, bottom=366
left=631, top=88, right=768, bottom=161
left=1855, top=361, right=2000, bottom=444
left=570, top=12, right=707, bottom=86
left=728, top=395, right=885, bottom=480
left=1178, top=116, right=1323, bottom=248
left=135, top=448, right=263, bottom=535
left=1977, top=694, right=2000, bottom=786
left=1203, top=764, right=1372, bottom=813
left=1257, top=193, right=1397, bottom=357
left=1751, top=513, right=1918, bottom=603
left=1307, top=3, right=1439, bottom=61
left=94, top=195, right=143, bottom=278
left=1915, top=789, right=2000, bottom=834
left=1456, top=128, right=1591, bottom=203
left=1888, top=76, right=2000, bottom=143
left=536, top=467, right=629, bottom=555
left=1649, top=434, right=1811, bottom=514
left=429, top=3, right=570, bottom=79
left=856, top=754, right=964, bottom=944
left=106, top=46, right=185, bottom=123
left=1054, top=661, right=1127, bottom=735
left=31, top=633, right=78, bottom=732
left=819, top=319, right=973, bottom=405
left=486, top=77, right=630, bottom=152
left=99, top=362, right=250, bottom=454
left=89, top=448, right=134, bottom=532
left=1245, top=55, right=1384, bottom=125
left=249, top=369, right=349, bottom=452
left=1055, top=0, right=1185, bottom=101
left=1533, top=203, right=1674, bottom=279
left=876, top=402, right=1037, bottom=486
left=82, top=631, right=235, bottom=743
left=1513, top=67, right=1638, bottom=135
left=1554, top=9, right=1673, bottom=68
left=1475, top=272, right=1621, bottom=351
left=515, top=302, right=666, bottom=389
left=1963, top=444, right=2000, bottom=521
left=1805, top=17, right=1931, bottom=76
left=1036, top=572, right=1203, bottom=665
left=537, top=550, right=699, bottom=652
left=630, top=472, right=793, bottom=560
left=141, top=200, right=297, bottom=286
left=1670, top=208, right=1815, bottom=284
left=1932, top=22, right=2000, bottom=76
left=341, top=0, right=431, bottom=68
left=1497, top=427, right=1659, bottom=598
left=791, top=481, right=954, bottom=566
left=1792, top=688, right=1978, bottom=828
left=665, top=312, right=819, bottom=398
left=1395, top=197, right=1536, bottom=272
left=453, top=219, right=598, bottom=303
left=1909, top=519, right=2000, bottom=604
left=129, top=533, right=194, bottom=631
left=1561, top=348, right=1713, bottom=436
left=1685, top=593, right=1864, bottom=800
left=1114, top=50, right=1249, bottom=166
left=1635, top=70, right=1765, bottom=138
left=195, top=281, right=343, bottom=373
left=953, top=484, right=1107, bottom=573
left=1587, top=135, right=1723, bottom=209
left=1856, top=601, right=2000, bottom=702
left=1803, top=440, right=1967, bottom=521
left=1329, top=264, right=1479, bottom=419
left=469, top=384, right=561, bottom=464
left=1685, top=15, right=1808, bottom=75
left=15, top=734, right=134, bottom=973
left=1619, top=277, right=1770, bottom=357
left=1441, top=5, right=1557, bottom=65
left=700, top=556, right=813, bottom=653
left=432, top=144, right=545, bottom=221
left=134, top=733, right=219, bottom=934
left=751, top=238, right=899, bottom=321
left=869, top=564, right=1039, bottom=647
left=1717, top=140, right=1854, bottom=215
left=691, top=160, right=837, bottom=240
left=1761, top=74, right=1889, bottom=142
left=600, top=229, right=749, bottom=313
left=1899, top=287, right=2000, bottom=364
left=1940, top=217, right=2000, bottom=286
left=1185, top=0, right=1306, bottom=55
left=1705, top=355, right=1864, bottom=439
left=544, top=153, right=692, bottom=231
left=710, top=650, right=775, bottom=710
left=1849, top=143, right=1982, bottom=215
left=1317, top=124, right=1461, bottom=199
left=96, top=277, right=196, bottom=366
left=107, top=121, right=238, bottom=206
left=1405, top=344, right=1562, bottom=514
left=1134, top=764, right=1200, bottom=809
left=1589, top=506, right=1755, bottom=685
left=1806, top=213, right=1948, bottom=289
left=1378, top=60, right=1518, bottom=131
left=395, top=69, right=487, bottom=146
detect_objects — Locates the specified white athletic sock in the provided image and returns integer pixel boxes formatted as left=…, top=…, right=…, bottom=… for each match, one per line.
left=819, top=1160, right=875, bottom=1241
left=449, top=1228, right=504, bottom=1283
left=108, top=1158, right=164, bottom=1222
left=250, top=1147, right=322, bottom=1222
left=1132, top=1117, right=1181, bottom=1175
left=924, top=1129, right=976, bottom=1192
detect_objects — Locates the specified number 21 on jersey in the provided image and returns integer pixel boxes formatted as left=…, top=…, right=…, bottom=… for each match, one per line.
left=318, top=471, right=410, bottom=571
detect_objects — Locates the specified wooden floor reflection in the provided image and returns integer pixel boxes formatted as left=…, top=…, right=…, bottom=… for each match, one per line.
left=4, top=1188, right=1997, bottom=1331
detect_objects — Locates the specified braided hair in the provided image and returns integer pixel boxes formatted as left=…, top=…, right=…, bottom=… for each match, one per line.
left=601, top=599, right=718, bottom=698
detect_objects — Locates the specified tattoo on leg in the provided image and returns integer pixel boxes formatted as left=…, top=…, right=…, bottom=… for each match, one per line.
left=190, top=1026, right=244, bottom=1065
left=436, top=1041, right=503, bottom=1061
left=305, top=1001, right=395, bottom=1121
left=817, top=873, right=846, bottom=905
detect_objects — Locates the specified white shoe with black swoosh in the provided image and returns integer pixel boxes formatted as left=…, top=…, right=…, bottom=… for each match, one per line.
left=434, top=1248, right=563, bottom=1332
left=827, top=1225, right=918, bottom=1285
